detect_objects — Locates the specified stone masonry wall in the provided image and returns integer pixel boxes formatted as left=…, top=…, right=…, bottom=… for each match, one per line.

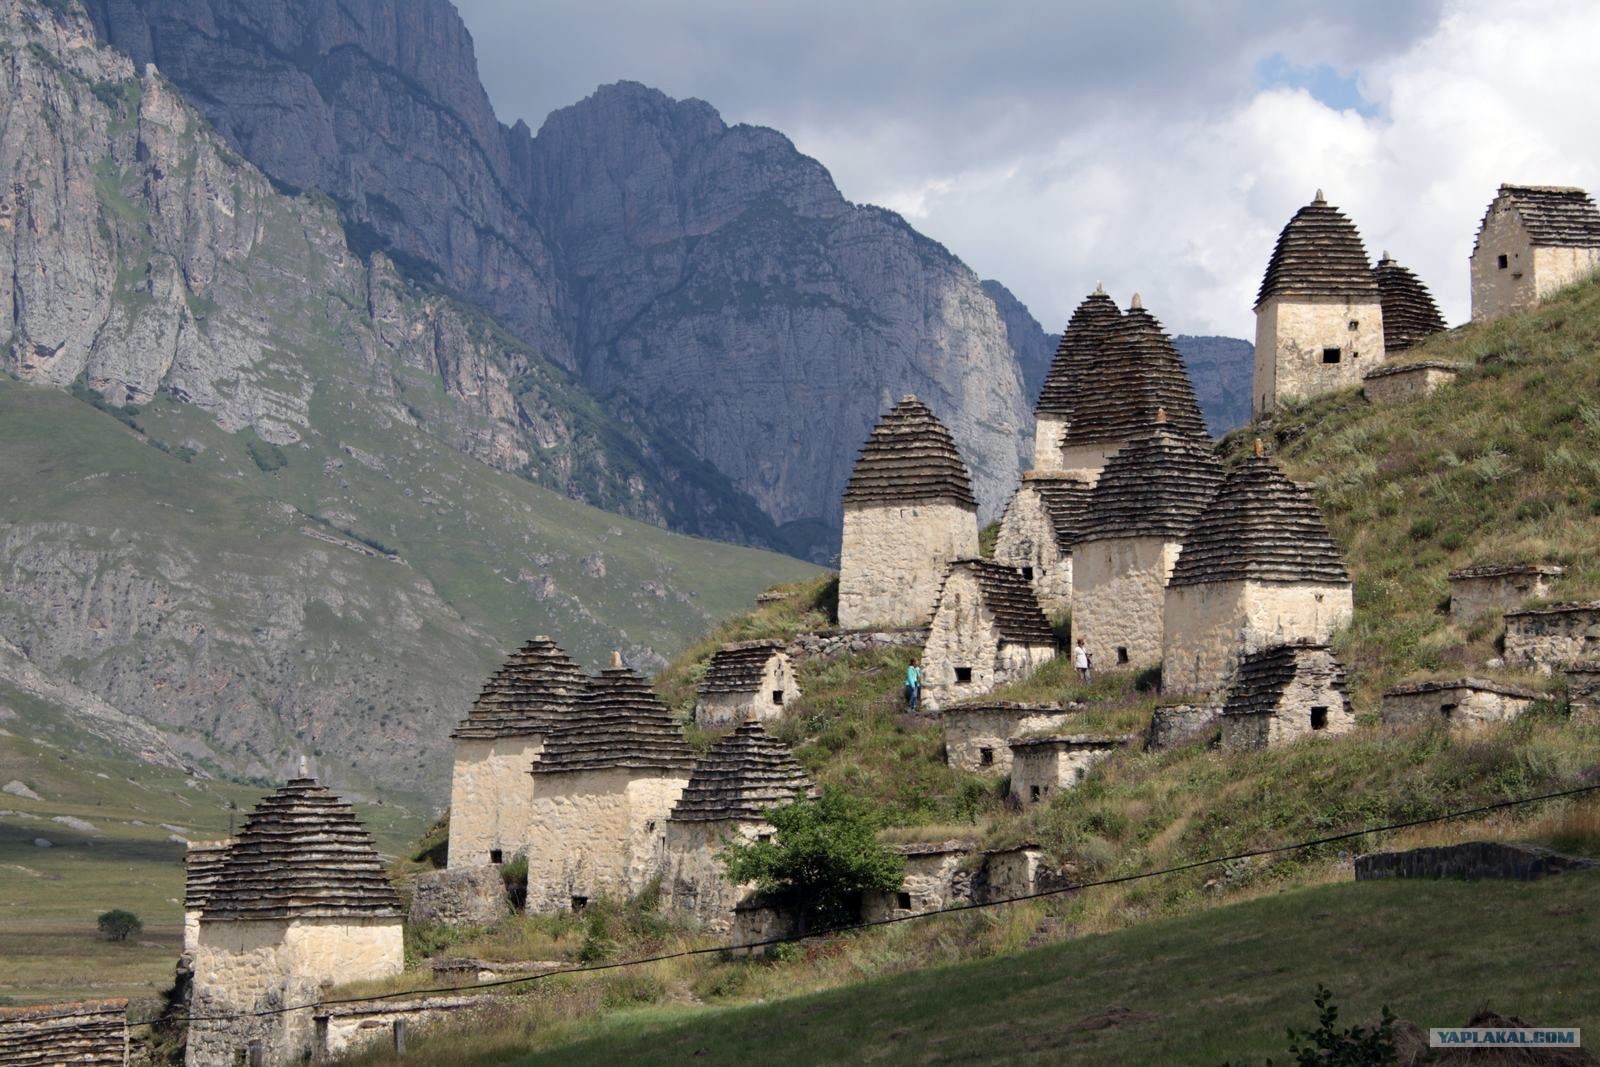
left=1565, top=668, right=1600, bottom=726
left=448, top=736, right=542, bottom=868
left=1363, top=365, right=1457, bottom=405
left=659, top=819, right=765, bottom=934
left=1533, top=245, right=1600, bottom=301
left=1472, top=207, right=1537, bottom=322
left=1355, top=841, right=1597, bottom=882
left=1010, top=745, right=1117, bottom=805
left=1450, top=572, right=1558, bottom=625
left=785, top=627, right=927, bottom=662
left=408, top=866, right=508, bottom=929
left=1057, top=440, right=1123, bottom=485
left=1162, top=580, right=1353, bottom=698
left=1380, top=685, right=1535, bottom=731
left=317, top=996, right=494, bottom=1060
left=1253, top=295, right=1384, bottom=417
left=1147, top=703, right=1221, bottom=750
left=1073, top=536, right=1181, bottom=674
left=993, top=487, right=1073, bottom=616
left=838, top=502, right=978, bottom=629
left=944, top=706, right=1082, bottom=774
left=1221, top=670, right=1353, bottom=752
left=861, top=848, right=973, bottom=921
left=921, top=568, right=1055, bottom=711
left=1032, top=414, right=1068, bottom=471
left=1505, top=607, right=1600, bottom=673
left=523, top=770, right=687, bottom=913
left=695, top=655, right=798, bottom=727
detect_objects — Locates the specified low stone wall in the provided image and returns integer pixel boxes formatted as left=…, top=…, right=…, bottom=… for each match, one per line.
left=1564, top=665, right=1600, bottom=726
left=1361, top=362, right=1458, bottom=405
left=971, top=847, right=1078, bottom=903
left=430, top=958, right=565, bottom=985
left=861, top=843, right=975, bottom=921
left=315, top=994, right=497, bottom=1059
left=1380, top=679, right=1538, bottom=731
left=1448, top=564, right=1562, bottom=624
left=0, top=998, right=128, bottom=1066
left=729, top=898, right=798, bottom=955
left=943, top=703, right=1083, bottom=774
left=1146, top=704, right=1221, bottom=750
left=409, top=866, right=509, bottom=928
left=785, top=628, right=927, bottom=663
left=1504, top=602, right=1600, bottom=674
left=1355, top=841, right=1598, bottom=882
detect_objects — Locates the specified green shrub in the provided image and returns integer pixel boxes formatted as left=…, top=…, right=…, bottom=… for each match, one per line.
left=247, top=439, right=287, bottom=472
left=97, top=909, right=142, bottom=942
left=1218, top=984, right=1396, bottom=1067
left=500, top=856, right=528, bottom=910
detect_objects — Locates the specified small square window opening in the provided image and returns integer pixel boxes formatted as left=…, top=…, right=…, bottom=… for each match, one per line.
left=955, top=666, right=973, bottom=684
left=1310, top=706, right=1329, bottom=731
left=1322, top=347, right=1342, bottom=364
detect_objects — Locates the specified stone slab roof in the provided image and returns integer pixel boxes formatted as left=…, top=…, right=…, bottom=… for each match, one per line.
left=1383, top=677, right=1540, bottom=699
left=698, top=640, right=786, bottom=696
left=1078, top=428, right=1224, bottom=542
left=937, top=559, right=1056, bottom=647
left=0, top=999, right=127, bottom=1067
left=1168, top=454, right=1349, bottom=588
left=1504, top=600, right=1600, bottom=620
left=670, top=720, right=816, bottom=823
left=1060, top=302, right=1209, bottom=447
left=200, top=778, right=401, bottom=922
left=1449, top=562, right=1565, bottom=581
left=941, top=700, right=1072, bottom=716
left=893, top=839, right=977, bottom=856
left=1008, top=734, right=1130, bottom=751
left=1035, top=286, right=1122, bottom=418
left=1361, top=360, right=1460, bottom=381
left=1374, top=255, right=1447, bottom=352
left=453, top=637, right=589, bottom=740
left=532, top=668, right=697, bottom=776
left=183, top=838, right=235, bottom=911
left=1221, top=643, right=1347, bottom=718
left=1256, top=191, right=1378, bottom=306
left=842, top=396, right=977, bottom=509
left=1021, top=473, right=1094, bottom=551
left=1478, top=184, right=1600, bottom=248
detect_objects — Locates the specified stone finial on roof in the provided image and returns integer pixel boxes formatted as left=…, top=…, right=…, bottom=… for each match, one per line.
left=842, top=396, right=977, bottom=509
left=1256, top=193, right=1378, bottom=307
left=1478, top=184, right=1600, bottom=248
left=699, top=640, right=786, bottom=696
left=937, top=559, right=1056, bottom=645
left=1374, top=254, right=1448, bottom=352
left=1060, top=300, right=1209, bottom=447
left=669, top=720, right=816, bottom=823
left=1314, top=188, right=1325, bottom=203
left=1129, top=292, right=1143, bottom=310
left=611, top=650, right=623, bottom=669
left=1094, top=281, right=1105, bottom=295
left=453, top=636, right=588, bottom=740
left=1079, top=429, right=1225, bottom=541
left=531, top=668, right=697, bottom=775
left=1035, top=288, right=1123, bottom=418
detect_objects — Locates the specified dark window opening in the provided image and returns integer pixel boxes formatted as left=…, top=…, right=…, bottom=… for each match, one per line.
left=772, top=689, right=785, bottom=705
left=1021, top=566, right=1035, bottom=581
left=571, top=895, right=589, bottom=912
left=979, top=747, right=995, bottom=766
left=1116, top=647, right=1130, bottom=665
left=896, top=891, right=913, bottom=910
left=1440, top=703, right=1458, bottom=721
left=489, top=849, right=504, bottom=865
left=1074, top=766, right=1087, bottom=783
left=1322, top=347, right=1342, bottom=364
left=955, top=666, right=973, bottom=684
left=1029, top=785, right=1042, bottom=802
left=1310, top=706, right=1329, bottom=731
left=1497, top=254, right=1509, bottom=269
left=757, top=833, right=772, bottom=844
left=1347, top=319, right=1359, bottom=331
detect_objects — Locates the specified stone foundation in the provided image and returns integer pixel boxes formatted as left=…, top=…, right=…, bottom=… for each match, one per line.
left=448, top=735, right=542, bottom=868
left=0, top=999, right=128, bottom=1066
left=1361, top=362, right=1459, bottom=405
left=1355, top=841, right=1597, bottom=882
left=1073, top=535, right=1181, bottom=674
left=408, top=866, right=509, bottom=929
left=942, top=702, right=1082, bottom=774
left=1380, top=678, right=1539, bottom=731
left=837, top=501, right=978, bottom=629
left=315, top=995, right=495, bottom=1060
left=1161, top=579, right=1353, bottom=699
left=1146, top=703, right=1221, bottom=750
left=1448, top=564, right=1563, bottom=625
left=1504, top=602, right=1600, bottom=674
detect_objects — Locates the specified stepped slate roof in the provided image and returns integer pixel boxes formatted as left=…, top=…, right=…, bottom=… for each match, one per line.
left=942, top=700, right=1074, bottom=716
left=1221, top=643, right=1347, bottom=719
left=1477, top=185, right=1600, bottom=248
left=1449, top=562, right=1564, bottom=581
left=1361, top=360, right=1460, bottom=381
left=453, top=637, right=589, bottom=740
left=0, top=999, right=128, bottom=1066
left=531, top=668, right=697, bottom=775
left=669, top=720, right=816, bottom=823
left=183, top=838, right=235, bottom=912
left=842, top=396, right=977, bottom=510
left=1383, top=677, right=1539, bottom=699
left=1012, top=473, right=1093, bottom=551
left=1035, top=286, right=1122, bottom=418
left=936, top=559, right=1056, bottom=646
left=1008, top=734, right=1129, bottom=752
left=1078, top=428, right=1225, bottom=542
left=1374, top=255, right=1447, bottom=352
left=1059, top=300, right=1209, bottom=447
left=698, top=640, right=786, bottom=696
left=200, top=778, right=401, bottom=922
left=1168, top=454, right=1349, bottom=588
left=1256, top=192, right=1378, bottom=307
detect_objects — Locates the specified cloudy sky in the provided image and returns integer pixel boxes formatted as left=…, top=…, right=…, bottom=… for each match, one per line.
left=457, top=0, right=1600, bottom=339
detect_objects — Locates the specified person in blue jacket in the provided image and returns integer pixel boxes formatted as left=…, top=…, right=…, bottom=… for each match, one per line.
left=905, top=659, right=923, bottom=711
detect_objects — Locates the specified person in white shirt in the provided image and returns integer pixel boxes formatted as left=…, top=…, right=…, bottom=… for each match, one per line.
left=1074, top=638, right=1091, bottom=682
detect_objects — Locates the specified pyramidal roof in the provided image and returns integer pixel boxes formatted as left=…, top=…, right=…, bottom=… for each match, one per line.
left=1168, top=452, right=1349, bottom=588
left=1079, top=426, right=1224, bottom=541
left=1035, top=286, right=1122, bottom=418
left=1222, top=643, right=1347, bottom=719
left=532, top=667, right=697, bottom=775
left=184, top=838, right=235, bottom=912
left=669, top=720, right=816, bottom=823
left=937, top=559, right=1056, bottom=646
left=1479, top=184, right=1600, bottom=248
left=699, top=640, right=786, bottom=696
left=1059, top=299, right=1209, bottom=447
left=1256, top=191, right=1379, bottom=307
left=453, top=637, right=589, bottom=739
left=1018, top=473, right=1093, bottom=551
left=842, top=396, right=977, bottom=509
left=200, top=778, right=401, bottom=922
left=1375, top=254, right=1447, bottom=353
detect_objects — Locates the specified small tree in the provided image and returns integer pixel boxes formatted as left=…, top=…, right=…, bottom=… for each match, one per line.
left=720, top=788, right=904, bottom=934
left=1218, top=984, right=1397, bottom=1067
left=97, top=909, right=142, bottom=943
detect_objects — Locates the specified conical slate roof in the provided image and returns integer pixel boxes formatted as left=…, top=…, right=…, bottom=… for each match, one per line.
left=453, top=637, right=589, bottom=739
left=532, top=667, right=697, bottom=775
left=200, top=779, right=401, bottom=921
left=1477, top=184, right=1600, bottom=248
left=1168, top=453, right=1349, bottom=587
left=1035, top=287, right=1122, bottom=418
left=1375, top=255, right=1447, bottom=353
left=1078, top=428, right=1225, bottom=542
left=937, top=559, right=1056, bottom=646
left=184, top=838, right=235, bottom=912
left=842, top=396, right=977, bottom=509
left=1024, top=474, right=1094, bottom=551
left=1222, top=643, right=1347, bottom=719
left=669, top=720, right=816, bottom=823
left=1256, top=192, right=1379, bottom=307
left=698, top=640, right=786, bottom=696
left=1059, top=300, right=1209, bottom=448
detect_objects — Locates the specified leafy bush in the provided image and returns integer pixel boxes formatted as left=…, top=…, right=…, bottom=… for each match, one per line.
left=500, top=856, right=528, bottom=910
left=247, top=439, right=287, bottom=472
left=1218, top=985, right=1396, bottom=1067
left=97, top=909, right=142, bottom=942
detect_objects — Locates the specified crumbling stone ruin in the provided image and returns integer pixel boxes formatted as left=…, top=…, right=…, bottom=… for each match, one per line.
left=992, top=472, right=1090, bottom=615
left=1253, top=191, right=1385, bottom=417
left=407, top=865, right=509, bottom=929
left=1504, top=601, right=1600, bottom=674
left=941, top=701, right=1082, bottom=774
left=1031, top=285, right=1123, bottom=472
left=1162, top=449, right=1353, bottom=699
left=1471, top=184, right=1600, bottom=323
left=862, top=840, right=975, bottom=921
left=1146, top=702, right=1222, bottom=750
left=660, top=720, right=815, bottom=932
left=693, top=640, right=800, bottom=727
left=0, top=999, right=128, bottom=1066
left=1357, top=841, right=1598, bottom=882
left=1562, top=664, right=1600, bottom=726
left=1009, top=735, right=1127, bottom=805
left=187, top=778, right=403, bottom=1067
left=920, top=558, right=1057, bottom=711
left=523, top=664, right=697, bottom=914
left=1073, top=424, right=1224, bottom=674
left=1219, top=643, right=1352, bottom=751
left=1380, top=678, right=1539, bottom=731
left=1448, top=562, right=1564, bottom=624
left=837, top=396, right=979, bottom=629
left=1362, top=360, right=1460, bottom=404
left=448, top=637, right=589, bottom=868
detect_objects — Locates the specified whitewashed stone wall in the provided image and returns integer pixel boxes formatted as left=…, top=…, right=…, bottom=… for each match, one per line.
left=1073, top=536, right=1182, bottom=674
left=1162, top=580, right=1353, bottom=698
left=1032, top=414, right=1068, bottom=471
left=694, top=655, right=800, bottom=727
left=522, top=771, right=688, bottom=913
left=1058, top=441, right=1123, bottom=485
left=1220, top=672, right=1354, bottom=751
left=838, top=502, right=978, bottom=629
left=1009, top=743, right=1119, bottom=805
left=1472, top=209, right=1600, bottom=322
left=1363, top=365, right=1457, bottom=405
left=1381, top=683, right=1536, bottom=731
left=659, top=819, right=768, bottom=933
left=316, top=996, right=493, bottom=1060
left=921, top=568, right=1055, bottom=711
left=861, top=847, right=973, bottom=921
left=1450, top=570, right=1560, bottom=625
left=943, top=705, right=1081, bottom=774
left=1505, top=606, right=1600, bottom=673
left=1253, top=295, right=1384, bottom=417
left=448, top=736, right=542, bottom=868
left=993, top=485, right=1074, bottom=615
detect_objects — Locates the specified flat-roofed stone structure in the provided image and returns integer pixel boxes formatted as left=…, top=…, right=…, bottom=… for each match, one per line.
left=660, top=720, right=815, bottom=932
left=1057, top=296, right=1209, bottom=483
left=187, top=778, right=403, bottom=1067
left=1380, top=678, right=1539, bottom=731
left=693, top=640, right=800, bottom=727
left=993, top=473, right=1091, bottom=615
left=1032, top=285, right=1122, bottom=471
left=1361, top=360, right=1460, bottom=405
left=837, top=396, right=979, bottom=630
left=523, top=665, right=697, bottom=914
left=0, top=999, right=128, bottom=1066
left=1374, top=253, right=1447, bottom=353
left=1162, top=449, right=1353, bottom=699
left=1448, top=563, right=1564, bottom=625
left=1563, top=664, right=1600, bottom=726
left=921, top=559, right=1057, bottom=711
left=448, top=637, right=589, bottom=869
left=1073, top=426, right=1224, bottom=674
left=862, top=840, right=975, bottom=921
left=1146, top=702, right=1222, bottom=750
left=942, top=701, right=1082, bottom=774
left=1504, top=601, right=1600, bottom=674
left=183, top=837, right=234, bottom=953
left=1009, top=735, right=1127, bottom=805
left=1253, top=191, right=1384, bottom=417
left=1471, top=184, right=1600, bottom=323
left=407, top=865, right=508, bottom=929
left=1219, top=643, right=1352, bottom=751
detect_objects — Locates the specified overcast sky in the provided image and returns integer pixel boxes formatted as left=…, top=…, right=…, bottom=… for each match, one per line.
left=457, top=0, right=1600, bottom=339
